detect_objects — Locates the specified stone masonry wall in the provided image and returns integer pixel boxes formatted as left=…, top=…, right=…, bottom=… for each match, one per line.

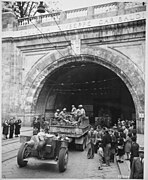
left=2, top=41, right=25, bottom=122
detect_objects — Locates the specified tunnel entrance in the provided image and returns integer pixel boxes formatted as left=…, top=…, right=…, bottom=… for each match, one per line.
left=35, top=61, right=135, bottom=126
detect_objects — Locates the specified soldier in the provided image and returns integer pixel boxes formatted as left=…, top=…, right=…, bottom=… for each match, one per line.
left=54, top=109, right=60, bottom=121
left=77, top=105, right=86, bottom=124
left=59, top=108, right=69, bottom=123
left=71, top=105, right=77, bottom=120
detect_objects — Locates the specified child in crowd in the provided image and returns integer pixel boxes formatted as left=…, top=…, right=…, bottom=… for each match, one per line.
left=97, top=143, right=104, bottom=170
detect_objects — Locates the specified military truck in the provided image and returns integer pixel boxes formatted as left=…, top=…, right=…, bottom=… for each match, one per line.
left=49, top=117, right=90, bottom=151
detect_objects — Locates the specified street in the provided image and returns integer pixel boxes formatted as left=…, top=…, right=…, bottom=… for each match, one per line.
left=2, top=138, right=120, bottom=179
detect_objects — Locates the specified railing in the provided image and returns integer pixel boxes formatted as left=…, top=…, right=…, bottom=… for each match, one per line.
left=18, top=12, right=60, bottom=26
left=17, top=2, right=146, bottom=28
left=94, top=3, right=117, bottom=15
left=66, top=8, right=87, bottom=19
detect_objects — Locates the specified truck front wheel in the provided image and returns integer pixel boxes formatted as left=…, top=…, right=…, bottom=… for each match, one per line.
left=58, top=148, right=68, bottom=172
left=17, top=143, right=30, bottom=167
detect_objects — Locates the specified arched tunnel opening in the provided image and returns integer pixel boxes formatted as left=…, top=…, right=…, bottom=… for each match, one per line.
left=34, top=61, right=136, bottom=126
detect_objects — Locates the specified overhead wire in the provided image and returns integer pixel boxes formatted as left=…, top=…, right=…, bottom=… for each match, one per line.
left=29, top=19, right=65, bottom=58
left=45, top=7, right=81, bottom=60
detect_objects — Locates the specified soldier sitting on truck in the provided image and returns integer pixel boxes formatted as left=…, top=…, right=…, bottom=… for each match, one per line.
left=71, top=105, right=77, bottom=120
left=77, top=105, right=86, bottom=124
left=54, top=109, right=61, bottom=121
left=59, top=108, right=70, bottom=124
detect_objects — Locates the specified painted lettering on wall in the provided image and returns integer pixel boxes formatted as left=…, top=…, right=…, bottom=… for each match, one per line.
left=2, top=11, right=146, bottom=38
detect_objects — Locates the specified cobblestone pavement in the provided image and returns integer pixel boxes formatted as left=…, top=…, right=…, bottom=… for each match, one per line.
left=2, top=149, right=120, bottom=179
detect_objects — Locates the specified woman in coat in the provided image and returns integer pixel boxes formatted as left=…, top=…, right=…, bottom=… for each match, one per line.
left=124, top=133, right=132, bottom=160
left=14, top=119, right=22, bottom=137
left=2, top=120, right=9, bottom=139
left=9, top=119, right=15, bottom=138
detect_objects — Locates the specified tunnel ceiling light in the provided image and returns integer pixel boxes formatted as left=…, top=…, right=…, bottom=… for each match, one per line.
left=71, top=65, right=76, bottom=68
left=81, top=64, right=86, bottom=67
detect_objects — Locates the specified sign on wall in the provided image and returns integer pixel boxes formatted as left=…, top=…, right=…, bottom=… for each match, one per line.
left=2, top=11, right=146, bottom=38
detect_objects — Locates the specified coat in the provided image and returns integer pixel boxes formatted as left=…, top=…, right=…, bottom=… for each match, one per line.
left=130, top=142, right=139, bottom=159
left=125, top=136, right=132, bottom=153
left=117, top=137, right=125, bottom=156
left=102, top=133, right=112, bottom=147
left=2, top=122, right=9, bottom=135
left=130, top=157, right=143, bottom=179
left=14, top=120, right=21, bottom=135
left=130, top=142, right=139, bottom=168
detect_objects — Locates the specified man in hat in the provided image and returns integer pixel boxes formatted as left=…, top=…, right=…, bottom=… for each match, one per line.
left=77, top=105, right=86, bottom=124
left=130, top=147, right=144, bottom=179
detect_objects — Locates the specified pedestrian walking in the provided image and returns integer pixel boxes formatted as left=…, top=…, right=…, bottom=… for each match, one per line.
left=130, top=136, right=139, bottom=168
left=102, top=129, right=112, bottom=166
left=97, top=143, right=104, bottom=170
left=2, top=120, right=9, bottom=139
left=14, top=119, right=22, bottom=137
left=124, top=133, right=132, bottom=160
left=87, top=127, right=97, bottom=159
left=130, top=147, right=144, bottom=179
left=9, top=119, right=15, bottom=138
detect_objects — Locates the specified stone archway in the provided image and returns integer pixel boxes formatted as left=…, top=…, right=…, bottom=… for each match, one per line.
left=23, top=46, right=144, bottom=131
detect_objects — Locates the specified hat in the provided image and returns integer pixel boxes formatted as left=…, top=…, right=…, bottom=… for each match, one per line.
left=56, top=109, right=60, bottom=112
left=63, top=108, right=66, bottom=111
left=78, top=105, right=83, bottom=108
left=139, top=147, right=144, bottom=153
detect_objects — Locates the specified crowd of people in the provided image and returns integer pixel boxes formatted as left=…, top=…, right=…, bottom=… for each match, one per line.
left=87, top=118, right=144, bottom=179
left=2, top=117, right=22, bottom=139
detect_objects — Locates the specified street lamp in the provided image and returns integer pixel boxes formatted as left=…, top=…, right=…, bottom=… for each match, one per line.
left=37, top=1, right=46, bottom=13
